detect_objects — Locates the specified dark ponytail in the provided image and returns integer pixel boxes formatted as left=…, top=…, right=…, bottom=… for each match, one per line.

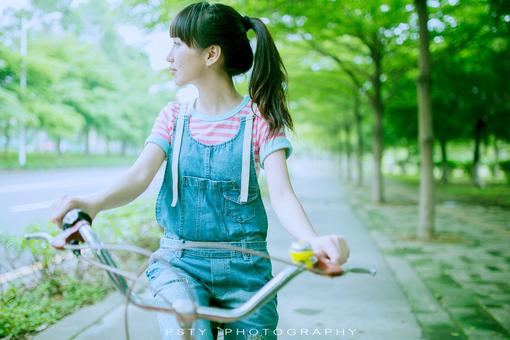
left=170, top=2, right=294, bottom=138
left=248, top=18, right=294, bottom=138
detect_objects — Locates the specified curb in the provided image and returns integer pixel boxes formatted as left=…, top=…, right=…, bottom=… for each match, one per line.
left=350, top=205, right=466, bottom=340
left=368, top=230, right=464, bottom=339
left=32, top=291, right=126, bottom=340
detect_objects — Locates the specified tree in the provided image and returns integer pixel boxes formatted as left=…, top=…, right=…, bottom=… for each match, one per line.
left=246, top=0, right=418, bottom=202
left=415, top=0, right=435, bottom=240
left=384, top=74, right=419, bottom=175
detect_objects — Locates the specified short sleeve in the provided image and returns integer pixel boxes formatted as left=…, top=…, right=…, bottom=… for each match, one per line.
left=255, top=115, right=293, bottom=169
left=144, top=102, right=177, bottom=156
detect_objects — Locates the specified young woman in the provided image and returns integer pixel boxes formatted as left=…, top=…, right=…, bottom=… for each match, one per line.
left=50, top=2, right=349, bottom=339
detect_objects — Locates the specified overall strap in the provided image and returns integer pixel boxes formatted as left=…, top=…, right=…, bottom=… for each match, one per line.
left=240, top=112, right=254, bottom=203
left=171, top=102, right=189, bottom=207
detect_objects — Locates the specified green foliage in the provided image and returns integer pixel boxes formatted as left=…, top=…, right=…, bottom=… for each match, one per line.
left=500, top=160, right=510, bottom=183
left=93, top=198, right=162, bottom=252
left=0, top=0, right=171, bottom=162
left=2, top=0, right=508, bottom=188
left=0, top=198, right=161, bottom=339
left=0, top=151, right=138, bottom=170
left=384, top=74, right=419, bottom=149
left=458, top=161, right=474, bottom=177
left=434, top=160, right=459, bottom=170
left=385, top=174, right=510, bottom=207
left=0, top=272, right=111, bottom=339
left=0, top=44, right=36, bottom=128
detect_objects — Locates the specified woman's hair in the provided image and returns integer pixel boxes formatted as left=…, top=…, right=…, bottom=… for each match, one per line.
left=170, top=1, right=294, bottom=137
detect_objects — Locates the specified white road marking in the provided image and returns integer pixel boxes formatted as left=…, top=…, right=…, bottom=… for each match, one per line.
left=0, top=252, right=74, bottom=284
left=0, top=176, right=115, bottom=193
left=0, top=249, right=92, bottom=284
left=10, top=194, right=95, bottom=213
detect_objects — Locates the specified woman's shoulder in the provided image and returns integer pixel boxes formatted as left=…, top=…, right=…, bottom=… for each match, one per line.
left=238, top=97, right=263, bottom=120
left=164, top=101, right=185, bottom=113
left=158, top=101, right=183, bottom=121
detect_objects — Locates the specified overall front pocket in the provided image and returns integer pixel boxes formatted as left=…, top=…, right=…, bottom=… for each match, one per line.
left=223, top=188, right=258, bottom=223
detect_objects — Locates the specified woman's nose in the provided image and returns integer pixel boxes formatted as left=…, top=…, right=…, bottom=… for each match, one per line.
left=166, top=49, right=173, bottom=63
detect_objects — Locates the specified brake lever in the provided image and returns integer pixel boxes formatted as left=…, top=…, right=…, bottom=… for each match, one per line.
left=24, top=232, right=54, bottom=243
left=342, top=266, right=377, bottom=276
left=290, top=241, right=377, bottom=277
left=60, top=209, right=92, bottom=256
left=50, top=220, right=89, bottom=254
left=23, top=209, right=92, bottom=256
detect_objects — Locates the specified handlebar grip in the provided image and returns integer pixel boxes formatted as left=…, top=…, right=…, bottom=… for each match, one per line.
left=289, top=241, right=315, bottom=268
left=62, top=209, right=92, bottom=256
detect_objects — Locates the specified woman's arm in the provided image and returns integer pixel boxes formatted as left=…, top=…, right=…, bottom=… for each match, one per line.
left=50, top=143, right=166, bottom=228
left=263, top=150, right=350, bottom=267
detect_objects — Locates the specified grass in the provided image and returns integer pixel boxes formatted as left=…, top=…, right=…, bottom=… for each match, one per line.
left=0, top=151, right=138, bottom=171
left=1, top=269, right=112, bottom=338
left=0, top=197, right=162, bottom=340
left=385, top=174, right=510, bottom=207
left=345, top=172, right=510, bottom=339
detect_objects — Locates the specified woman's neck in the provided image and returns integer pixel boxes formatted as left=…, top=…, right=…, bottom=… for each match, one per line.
left=193, top=72, right=245, bottom=117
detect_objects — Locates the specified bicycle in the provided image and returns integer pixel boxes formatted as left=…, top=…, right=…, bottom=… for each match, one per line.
left=25, top=209, right=376, bottom=340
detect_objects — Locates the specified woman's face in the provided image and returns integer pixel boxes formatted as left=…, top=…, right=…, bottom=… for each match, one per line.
left=166, top=37, right=206, bottom=87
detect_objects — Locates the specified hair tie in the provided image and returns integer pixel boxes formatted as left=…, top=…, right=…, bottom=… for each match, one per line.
left=243, top=15, right=252, bottom=32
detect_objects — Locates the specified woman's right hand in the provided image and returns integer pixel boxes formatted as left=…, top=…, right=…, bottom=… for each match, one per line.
left=50, top=195, right=98, bottom=229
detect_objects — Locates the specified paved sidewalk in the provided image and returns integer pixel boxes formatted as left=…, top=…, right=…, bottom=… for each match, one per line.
left=347, top=170, right=510, bottom=339
left=33, top=159, right=423, bottom=340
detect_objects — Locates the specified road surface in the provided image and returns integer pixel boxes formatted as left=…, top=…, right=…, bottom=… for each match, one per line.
left=0, top=164, right=165, bottom=276
left=0, top=165, right=165, bottom=236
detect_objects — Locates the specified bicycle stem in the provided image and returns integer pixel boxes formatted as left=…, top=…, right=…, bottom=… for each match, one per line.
left=78, top=225, right=131, bottom=297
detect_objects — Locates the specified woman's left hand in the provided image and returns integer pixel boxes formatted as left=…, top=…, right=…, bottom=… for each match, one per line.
left=307, top=235, right=350, bottom=276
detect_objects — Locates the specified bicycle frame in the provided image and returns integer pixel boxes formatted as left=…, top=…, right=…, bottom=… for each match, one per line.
left=25, top=215, right=376, bottom=340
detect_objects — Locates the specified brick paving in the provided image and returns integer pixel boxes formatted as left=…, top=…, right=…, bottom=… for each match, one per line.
left=347, top=169, right=510, bottom=340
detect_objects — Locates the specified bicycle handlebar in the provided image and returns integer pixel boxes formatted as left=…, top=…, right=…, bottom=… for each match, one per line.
left=24, top=209, right=377, bottom=325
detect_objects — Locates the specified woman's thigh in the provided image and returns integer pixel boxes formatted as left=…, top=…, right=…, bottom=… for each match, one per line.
left=220, top=255, right=279, bottom=340
left=148, top=256, right=214, bottom=340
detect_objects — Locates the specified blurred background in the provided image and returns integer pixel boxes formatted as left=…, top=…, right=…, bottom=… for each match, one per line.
left=0, top=0, right=508, bottom=191
left=1, top=0, right=510, bottom=339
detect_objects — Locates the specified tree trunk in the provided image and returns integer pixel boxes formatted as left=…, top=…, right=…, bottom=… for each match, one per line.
left=371, top=42, right=384, bottom=203
left=121, top=140, right=127, bottom=157
left=440, top=139, right=449, bottom=184
left=106, top=138, right=111, bottom=157
left=493, top=137, right=499, bottom=179
left=3, top=123, right=10, bottom=160
left=338, top=151, right=344, bottom=179
left=371, top=102, right=384, bottom=203
left=344, top=123, right=351, bottom=182
left=415, top=0, right=435, bottom=240
left=354, top=94, right=363, bottom=187
left=56, top=136, right=62, bottom=161
left=401, top=147, right=412, bottom=176
left=471, top=122, right=484, bottom=188
left=84, top=127, right=90, bottom=160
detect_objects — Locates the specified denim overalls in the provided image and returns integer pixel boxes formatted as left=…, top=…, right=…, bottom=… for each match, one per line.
left=146, top=101, right=278, bottom=340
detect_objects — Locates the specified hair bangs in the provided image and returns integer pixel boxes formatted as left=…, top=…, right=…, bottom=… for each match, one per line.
left=170, top=2, right=209, bottom=48
left=169, top=10, right=195, bottom=47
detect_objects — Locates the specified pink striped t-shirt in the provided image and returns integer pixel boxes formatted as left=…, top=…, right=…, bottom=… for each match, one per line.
left=145, top=95, right=293, bottom=177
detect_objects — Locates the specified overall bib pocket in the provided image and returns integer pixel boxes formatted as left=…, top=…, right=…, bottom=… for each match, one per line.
left=223, top=188, right=258, bottom=223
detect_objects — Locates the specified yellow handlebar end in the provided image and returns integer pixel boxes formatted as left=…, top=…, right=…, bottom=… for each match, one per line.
left=289, top=248, right=314, bottom=268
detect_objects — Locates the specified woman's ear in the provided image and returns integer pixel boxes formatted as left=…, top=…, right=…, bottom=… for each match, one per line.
left=205, top=45, right=222, bottom=67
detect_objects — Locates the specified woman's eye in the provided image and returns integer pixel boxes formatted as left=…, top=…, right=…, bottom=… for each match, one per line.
left=174, top=42, right=180, bottom=46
